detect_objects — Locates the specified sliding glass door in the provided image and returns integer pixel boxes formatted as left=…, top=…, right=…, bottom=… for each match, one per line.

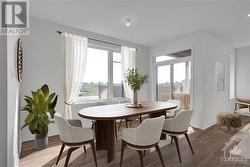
left=156, top=58, right=191, bottom=110
left=173, top=62, right=191, bottom=110
left=157, top=65, right=171, bottom=101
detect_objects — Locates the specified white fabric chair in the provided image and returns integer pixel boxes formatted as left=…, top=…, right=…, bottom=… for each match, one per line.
left=54, top=113, right=97, bottom=167
left=120, top=116, right=165, bottom=167
left=162, top=110, right=194, bottom=163
left=165, top=100, right=181, bottom=118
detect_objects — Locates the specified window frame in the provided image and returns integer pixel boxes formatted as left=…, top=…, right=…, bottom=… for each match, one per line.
left=155, top=56, right=191, bottom=103
left=76, top=43, right=125, bottom=103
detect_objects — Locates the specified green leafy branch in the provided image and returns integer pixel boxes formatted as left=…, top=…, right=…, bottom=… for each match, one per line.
left=124, top=68, right=148, bottom=91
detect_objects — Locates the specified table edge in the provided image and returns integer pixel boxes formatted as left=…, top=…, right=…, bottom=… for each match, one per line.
left=78, top=105, right=177, bottom=120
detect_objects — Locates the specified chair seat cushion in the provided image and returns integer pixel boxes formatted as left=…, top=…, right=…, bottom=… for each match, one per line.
left=122, top=128, right=158, bottom=147
left=61, top=128, right=94, bottom=144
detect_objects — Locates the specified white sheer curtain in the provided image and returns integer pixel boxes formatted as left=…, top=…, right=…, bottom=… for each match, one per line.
left=62, top=32, right=87, bottom=118
left=121, top=46, right=136, bottom=99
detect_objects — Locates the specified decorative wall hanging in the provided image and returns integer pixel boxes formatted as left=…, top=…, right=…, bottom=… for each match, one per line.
left=17, top=38, right=23, bottom=82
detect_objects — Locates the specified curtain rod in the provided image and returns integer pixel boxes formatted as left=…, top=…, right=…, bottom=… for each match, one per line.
left=57, top=31, right=138, bottom=50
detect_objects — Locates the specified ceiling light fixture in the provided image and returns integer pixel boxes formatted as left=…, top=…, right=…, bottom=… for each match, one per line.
left=124, top=17, right=131, bottom=27
left=248, top=13, right=250, bottom=17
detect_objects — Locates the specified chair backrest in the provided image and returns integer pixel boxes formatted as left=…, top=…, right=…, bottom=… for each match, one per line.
left=54, top=112, right=73, bottom=143
left=165, top=110, right=192, bottom=133
left=135, top=115, right=165, bottom=146
left=167, top=99, right=182, bottom=116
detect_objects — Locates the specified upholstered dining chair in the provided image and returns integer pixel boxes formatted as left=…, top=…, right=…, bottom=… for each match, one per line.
left=54, top=113, right=97, bottom=167
left=165, top=100, right=181, bottom=118
left=162, top=110, right=194, bottom=163
left=120, top=116, right=165, bottom=167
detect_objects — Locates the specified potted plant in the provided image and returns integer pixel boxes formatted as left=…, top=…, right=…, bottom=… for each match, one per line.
left=21, top=84, right=58, bottom=150
left=124, top=68, right=148, bottom=107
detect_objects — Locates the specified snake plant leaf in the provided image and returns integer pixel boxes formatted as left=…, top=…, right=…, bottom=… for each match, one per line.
left=48, top=109, right=56, bottom=118
left=41, top=84, right=49, bottom=97
left=21, top=123, right=28, bottom=129
left=24, top=96, right=33, bottom=105
left=29, top=119, right=39, bottom=131
left=47, top=93, right=55, bottom=104
left=32, top=91, right=40, bottom=105
left=21, top=106, right=32, bottom=113
left=49, top=95, right=58, bottom=109
left=25, top=112, right=35, bottom=124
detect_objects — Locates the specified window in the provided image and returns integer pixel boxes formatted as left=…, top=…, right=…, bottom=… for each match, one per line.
left=78, top=47, right=125, bottom=101
left=156, top=52, right=192, bottom=110
left=157, top=65, right=171, bottom=101
left=112, top=52, right=124, bottom=98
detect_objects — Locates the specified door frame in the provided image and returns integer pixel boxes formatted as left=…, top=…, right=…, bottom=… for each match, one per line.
left=152, top=47, right=194, bottom=115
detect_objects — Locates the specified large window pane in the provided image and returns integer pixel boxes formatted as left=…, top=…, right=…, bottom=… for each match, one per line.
left=173, top=62, right=190, bottom=110
left=113, top=52, right=124, bottom=98
left=157, top=65, right=171, bottom=101
left=79, top=48, right=108, bottom=100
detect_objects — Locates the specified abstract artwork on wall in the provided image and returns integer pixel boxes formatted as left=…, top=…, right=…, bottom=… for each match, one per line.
left=215, top=61, right=225, bottom=92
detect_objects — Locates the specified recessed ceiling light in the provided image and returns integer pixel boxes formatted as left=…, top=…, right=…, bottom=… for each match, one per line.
left=124, top=17, right=131, bottom=27
left=248, top=13, right=250, bottom=17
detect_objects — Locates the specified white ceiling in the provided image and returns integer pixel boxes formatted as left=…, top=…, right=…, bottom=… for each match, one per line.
left=31, top=0, right=250, bottom=47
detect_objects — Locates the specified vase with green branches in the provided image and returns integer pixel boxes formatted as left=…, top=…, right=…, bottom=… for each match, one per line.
left=124, top=68, right=148, bottom=107
left=21, top=84, right=58, bottom=150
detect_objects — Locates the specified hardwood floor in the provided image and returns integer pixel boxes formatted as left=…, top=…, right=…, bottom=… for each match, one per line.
left=20, top=116, right=250, bottom=167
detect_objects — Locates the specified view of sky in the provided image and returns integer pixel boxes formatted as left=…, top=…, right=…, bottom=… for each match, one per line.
left=84, top=48, right=108, bottom=83
left=84, top=48, right=122, bottom=84
left=157, top=62, right=186, bottom=83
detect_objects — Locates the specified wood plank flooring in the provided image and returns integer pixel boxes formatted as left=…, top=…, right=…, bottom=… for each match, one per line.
left=20, top=116, right=250, bottom=167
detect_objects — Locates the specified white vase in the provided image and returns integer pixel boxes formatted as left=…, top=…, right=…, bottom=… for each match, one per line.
left=132, top=90, right=138, bottom=106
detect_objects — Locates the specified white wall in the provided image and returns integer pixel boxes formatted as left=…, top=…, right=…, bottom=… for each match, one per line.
left=7, top=35, right=21, bottom=167
left=150, top=31, right=235, bottom=129
left=0, top=36, right=7, bottom=167
left=236, top=46, right=250, bottom=99
left=21, top=18, right=150, bottom=142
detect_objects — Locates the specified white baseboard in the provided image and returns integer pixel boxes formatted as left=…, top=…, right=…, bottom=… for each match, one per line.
left=13, top=156, right=19, bottom=167
left=201, top=121, right=217, bottom=130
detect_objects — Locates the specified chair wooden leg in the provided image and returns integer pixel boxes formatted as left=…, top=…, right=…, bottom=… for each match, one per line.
left=90, top=140, right=98, bottom=167
left=115, top=121, right=118, bottom=140
left=64, top=147, right=78, bottom=167
left=172, top=136, right=182, bottom=163
left=120, top=140, right=125, bottom=167
left=184, top=133, right=194, bottom=154
left=118, top=119, right=123, bottom=130
left=126, top=119, right=128, bottom=128
left=137, top=150, right=144, bottom=167
left=155, top=145, right=165, bottom=167
left=130, top=120, right=132, bottom=127
left=91, top=121, right=95, bottom=129
left=139, top=116, right=142, bottom=124
left=171, top=137, right=173, bottom=144
left=56, top=144, right=65, bottom=165
left=143, top=150, right=146, bottom=157
left=83, top=146, right=87, bottom=155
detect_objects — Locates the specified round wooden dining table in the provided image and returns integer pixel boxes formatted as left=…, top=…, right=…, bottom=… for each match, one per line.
left=78, top=101, right=177, bottom=163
